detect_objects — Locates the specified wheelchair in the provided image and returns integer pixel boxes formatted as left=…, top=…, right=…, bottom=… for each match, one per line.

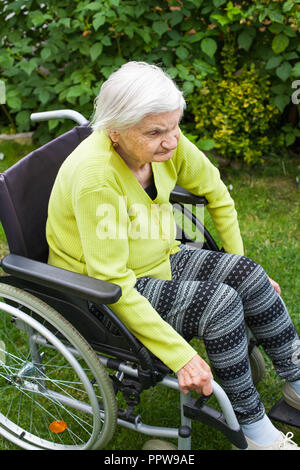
left=0, top=110, right=266, bottom=451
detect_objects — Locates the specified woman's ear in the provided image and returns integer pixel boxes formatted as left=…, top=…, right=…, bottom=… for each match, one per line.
left=107, top=129, right=120, bottom=146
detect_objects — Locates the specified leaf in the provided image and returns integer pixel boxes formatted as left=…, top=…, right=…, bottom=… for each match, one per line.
left=80, top=93, right=91, bottom=106
left=29, top=11, right=51, bottom=27
left=266, top=56, right=283, bottom=70
left=238, top=31, right=254, bottom=51
left=168, top=30, right=181, bottom=41
left=136, top=28, right=151, bottom=44
left=273, top=94, right=290, bottom=112
left=166, top=67, right=178, bottom=79
left=258, top=9, right=269, bottom=23
left=283, top=1, right=294, bottom=13
left=6, top=95, right=22, bottom=111
left=276, top=61, right=292, bottom=81
left=271, top=83, right=289, bottom=95
left=193, top=59, right=215, bottom=76
left=176, top=46, right=189, bottom=61
left=41, top=48, right=52, bottom=61
left=213, top=0, right=226, bottom=6
left=57, top=18, right=71, bottom=28
left=269, top=24, right=283, bottom=34
left=272, top=34, right=289, bottom=54
left=225, top=2, right=243, bottom=19
left=197, top=139, right=216, bottom=150
left=269, top=10, right=284, bottom=23
left=186, top=32, right=206, bottom=44
left=177, top=64, right=190, bottom=80
left=210, top=14, right=230, bottom=26
left=0, top=53, right=14, bottom=68
left=285, top=133, right=295, bottom=146
left=284, top=52, right=298, bottom=60
left=182, top=81, right=194, bottom=95
left=93, top=13, right=105, bottom=31
left=291, top=62, right=300, bottom=77
left=19, top=59, right=38, bottom=76
left=90, top=42, right=103, bottom=62
left=36, top=88, right=51, bottom=105
left=67, top=85, right=84, bottom=98
left=6, top=1, right=25, bottom=13
left=124, top=25, right=134, bottom=39
left=189, top=0, right=204, bottom=6
left=169, top=11, right=184, bottom=27
left=86, top=2, right=103, bottom=11
left=282, top=25, right=297, bottom=38
left=153, top=21, right=169, bottom=36
left=48, top=119, right=60, bottom=131
left=201, top=38, right=217, bottom=58
left=102, top=35, right=112, bottom=46
left=15, top=110, right=30, bottom=131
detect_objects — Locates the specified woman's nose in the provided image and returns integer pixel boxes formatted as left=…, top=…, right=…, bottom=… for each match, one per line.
left=162, top=132, right=179, bottom=150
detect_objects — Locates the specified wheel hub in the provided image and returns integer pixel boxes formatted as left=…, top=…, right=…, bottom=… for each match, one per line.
left=7, top=361, right=44, bottom=388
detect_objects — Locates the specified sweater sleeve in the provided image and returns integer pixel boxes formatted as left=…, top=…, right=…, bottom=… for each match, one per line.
left=74, top=186, right=197, bottom=372
left=175, top=133, right=244, bottom=255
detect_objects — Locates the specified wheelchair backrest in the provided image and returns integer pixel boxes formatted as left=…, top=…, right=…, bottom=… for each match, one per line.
left=0, top=125, right=92, bottom=262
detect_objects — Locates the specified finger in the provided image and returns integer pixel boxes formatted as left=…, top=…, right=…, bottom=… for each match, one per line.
left=271, top=280, right=281, bottom=295
left=267, top=276, right=281, bottom=295
left=275, top=283, right=281, bottom=295
left=177, top=374, right=192, bottom=395
left=194, top=376, right=213, bottom=395
left=202, top=380, right=213, bottom=396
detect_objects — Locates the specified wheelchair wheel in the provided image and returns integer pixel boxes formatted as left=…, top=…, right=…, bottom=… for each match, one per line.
left=0, top=283, right=117, bottom=450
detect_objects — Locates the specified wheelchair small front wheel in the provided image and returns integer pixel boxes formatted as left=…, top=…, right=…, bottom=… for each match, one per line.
left=0, top=283, right=117, bottom=450
left=142, top=439, right=178, bottom=450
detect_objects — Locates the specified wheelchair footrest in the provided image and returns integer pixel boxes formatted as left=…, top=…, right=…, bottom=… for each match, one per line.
left=268, top=399, right=300, bottom=428
left=183, top=398, right=248, bottom=449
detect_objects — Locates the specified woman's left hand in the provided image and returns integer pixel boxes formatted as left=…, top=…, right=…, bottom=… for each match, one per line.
left=267, top=276, right=281, bottom=295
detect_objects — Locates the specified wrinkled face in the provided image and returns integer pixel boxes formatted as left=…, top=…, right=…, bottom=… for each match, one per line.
left=108, top=108, right=182, bottom=168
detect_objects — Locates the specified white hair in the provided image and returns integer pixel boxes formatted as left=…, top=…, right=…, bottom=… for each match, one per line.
left=90, top=61, right=186, bottom=132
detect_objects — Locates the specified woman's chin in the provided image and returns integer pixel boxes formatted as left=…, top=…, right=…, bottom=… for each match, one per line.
left=153, top=151, right=174, bottom=161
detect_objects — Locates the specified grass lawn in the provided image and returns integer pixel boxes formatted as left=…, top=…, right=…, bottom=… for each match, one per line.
left=0, top=140, right=299, bottom=450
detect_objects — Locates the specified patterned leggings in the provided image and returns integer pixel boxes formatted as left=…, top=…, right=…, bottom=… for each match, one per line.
left=135, top=244, right=300, bottom=424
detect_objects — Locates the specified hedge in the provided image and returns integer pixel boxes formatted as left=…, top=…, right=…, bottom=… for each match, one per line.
left=1, top=0, right=300, bottom=161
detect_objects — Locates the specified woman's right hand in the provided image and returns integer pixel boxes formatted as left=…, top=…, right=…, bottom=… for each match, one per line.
left=177, top=354, right=213, bottom=396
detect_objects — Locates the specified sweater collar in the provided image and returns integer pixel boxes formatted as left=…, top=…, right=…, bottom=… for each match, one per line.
left=92, top=129, right=160, bottom=203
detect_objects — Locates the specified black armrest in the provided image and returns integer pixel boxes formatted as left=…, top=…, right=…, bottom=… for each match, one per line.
left=1, top=254, right=121, bottom=305
left=170, top=185, right=208, bottom=205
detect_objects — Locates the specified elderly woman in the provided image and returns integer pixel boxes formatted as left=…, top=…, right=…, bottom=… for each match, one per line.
left=46, top=62, right=300, bottom=450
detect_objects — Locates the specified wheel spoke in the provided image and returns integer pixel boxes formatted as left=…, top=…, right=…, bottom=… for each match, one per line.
left=0, top=286, right=117, bottom=450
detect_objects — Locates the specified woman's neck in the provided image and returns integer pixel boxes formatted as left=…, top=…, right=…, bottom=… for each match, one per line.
left=131, top=163, right=153, bottom=188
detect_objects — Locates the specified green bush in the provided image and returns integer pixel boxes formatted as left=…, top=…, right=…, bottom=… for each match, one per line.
left=0, top=0, right=300, bottom=155
left=188, top=40, right=284, bottom=164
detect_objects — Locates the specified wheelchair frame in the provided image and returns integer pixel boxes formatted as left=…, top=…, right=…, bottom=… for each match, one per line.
left=0, top=110, right=262, bottom=451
